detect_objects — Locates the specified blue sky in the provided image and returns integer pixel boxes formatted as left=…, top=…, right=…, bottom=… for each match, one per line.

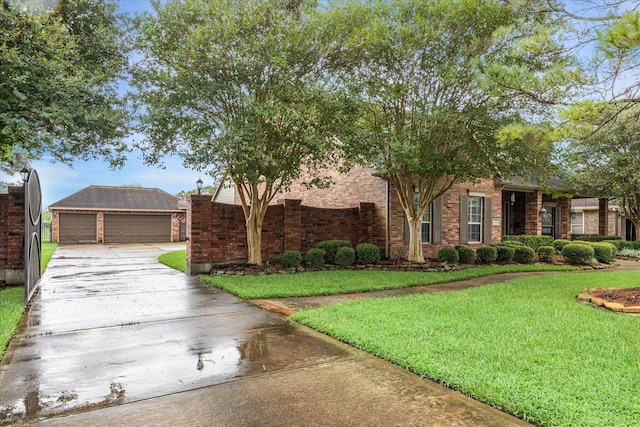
left=3, top=0, right=210, bottom=208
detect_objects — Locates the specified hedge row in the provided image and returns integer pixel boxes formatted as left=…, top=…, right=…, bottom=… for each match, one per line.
left=281, top=241, right=382, bottom=268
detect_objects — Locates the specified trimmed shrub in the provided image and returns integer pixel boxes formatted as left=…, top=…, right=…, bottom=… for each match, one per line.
left=573, top=235, right=622, bottom=242
left=495, top=245, right=515, bottom=262
left=437, top=246, right=459, bottom=263
left=502, top=235, right=553, bottom=251
left=537, top=246, right=556, bottom=263
left=497, top=240, right=525, bottom=247
left=553, top=239, right=572, bottom=253
left=281, top=250, right=302, bottom=268
left=305, top=248, right=326, bottom=268
left=562, top=243, right=595, bottom=265
left=314, top=240, right=352, bottom=264
left=475, top=246, right=497, bottom=264
left=618, top=241, right=634, bottom=250
left=456, top=246, right=476, bottom=264
left=592, top=242, right=615, bottom=263
left=513, top=246, right=535, bottom=264
left=634, top=241, right=640, bottom=250
left=334, top=247, right=356, bottom=267
left=356, top=243, right=381, bottom=264
left=602, top=240, right=621, bottom=251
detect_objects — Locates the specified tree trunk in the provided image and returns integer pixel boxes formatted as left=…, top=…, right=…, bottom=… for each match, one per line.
left=245, top=206, right=264, bottom=265
left=406, top=215, right=425, bottom=263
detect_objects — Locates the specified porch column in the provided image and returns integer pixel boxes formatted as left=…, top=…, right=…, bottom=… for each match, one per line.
left=598, top=198, right=608, bottom=236
left=524, top=191, right=543, bottom=235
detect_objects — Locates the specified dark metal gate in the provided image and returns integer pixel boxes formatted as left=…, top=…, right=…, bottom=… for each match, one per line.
left=24, top=169, right=42, bottom=302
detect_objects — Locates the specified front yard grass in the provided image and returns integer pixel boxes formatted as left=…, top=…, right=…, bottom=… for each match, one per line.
left=1, top=242, right=57, bottom=360
left=292, top=270, right=640, bottom=427
left=200, top=264, right=576, bottom=299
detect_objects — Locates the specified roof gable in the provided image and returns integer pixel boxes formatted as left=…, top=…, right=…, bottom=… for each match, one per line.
left=49, top=186, right=181, bottom=211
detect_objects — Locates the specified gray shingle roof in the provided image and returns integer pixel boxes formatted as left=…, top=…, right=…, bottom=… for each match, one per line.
left=49, top=186, right=182, bottom=211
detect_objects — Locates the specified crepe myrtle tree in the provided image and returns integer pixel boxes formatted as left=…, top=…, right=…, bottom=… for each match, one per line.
left=131, top=0, right=356, bottom=265
left=323, top=0, right=577, bottom=262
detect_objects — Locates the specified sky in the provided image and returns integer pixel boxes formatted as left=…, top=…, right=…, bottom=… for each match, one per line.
left=2, top=0, right=209, bottom=209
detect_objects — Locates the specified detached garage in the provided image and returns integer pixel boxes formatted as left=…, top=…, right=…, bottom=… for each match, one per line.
left=50, top=186, right=186, bottom=244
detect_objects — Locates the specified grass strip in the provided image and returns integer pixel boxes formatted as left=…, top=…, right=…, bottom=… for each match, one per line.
left=158, top=249, right=187, bottom=272
left=292, top=270, right=640, bottom=427
left=200, top=264, right=576, bottom=299
left=0, top=287, right=25, bottom=360
left=41, top=242, right=57, bottom=272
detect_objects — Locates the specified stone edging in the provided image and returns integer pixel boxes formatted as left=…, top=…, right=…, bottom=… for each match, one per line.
left=577, top=290, right=640, bottom=315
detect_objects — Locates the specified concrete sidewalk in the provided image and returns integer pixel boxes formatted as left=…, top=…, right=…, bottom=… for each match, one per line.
left=0, top=244, right=530, bottom=426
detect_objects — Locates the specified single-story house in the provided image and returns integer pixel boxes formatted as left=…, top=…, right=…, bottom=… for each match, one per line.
left=49, top=186, right=187, bottom=244
left=212, top=167, right=590, bottom=260
left=571, top=198, right=635, bottom=240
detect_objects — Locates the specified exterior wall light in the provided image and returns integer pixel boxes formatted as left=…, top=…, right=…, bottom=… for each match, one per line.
left=196, top=178, right=204, bottom=195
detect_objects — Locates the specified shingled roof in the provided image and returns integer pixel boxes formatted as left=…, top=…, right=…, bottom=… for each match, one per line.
left=49, top=186, right=182, bottom=211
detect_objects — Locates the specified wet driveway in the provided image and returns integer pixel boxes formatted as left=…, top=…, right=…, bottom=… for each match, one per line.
left=0, top=244, right=530, bottom=426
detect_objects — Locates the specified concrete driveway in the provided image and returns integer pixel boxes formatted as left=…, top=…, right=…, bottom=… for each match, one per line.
left=0, top=244, right=530, bottom=426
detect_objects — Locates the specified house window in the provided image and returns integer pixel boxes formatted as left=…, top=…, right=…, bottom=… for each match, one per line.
left=571, top=211, right=584, bottom=235
left=468, top=196, right=483, bottom=243
left=413, top=193, right=432, bottom=244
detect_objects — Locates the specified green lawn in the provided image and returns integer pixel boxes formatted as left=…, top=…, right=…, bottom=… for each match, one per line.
left=0, top=242, right=57, bottom=360
left=200, top=264, right=576, bottom=299
left=158, top=249, right=187, bottom=272
left=292, top=270, right=640, bottom=427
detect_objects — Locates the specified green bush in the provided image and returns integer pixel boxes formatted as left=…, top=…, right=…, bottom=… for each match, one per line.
left=334, top=247, right=356, bottom=267
left=602, top=240, right=621, bottom=251
left=305, top=248, right=326, bottom=268
left=573, top=235, right=622, bottom=242
left=281, top=250, right=302, bottom=268
left=314, top=240, right=352, bottom=264
left=495, top=245, right=515, bottom=262
left=497, top=240, right=525, bottom=247
left=618, top=241, right=634, bottom=250
left=513, top=246, right=535, bottom=264
left=562, top=243, right=595, bottom=265
left=437, top=247, right=459, bottom=263
left=634, top=241, right=640, bottom=250
left=475, top=246, right=497, bottom=264
left=553, top=239, right=572, bottom=253
left=503, top=235, right=554, bottom=251
left=592, top=242, right=616, bottom=263
left=537, top=246, right=556, bottom=263
left=356, top=243, right=381, bottom=264
left=455, top=246, right=476, bottom=264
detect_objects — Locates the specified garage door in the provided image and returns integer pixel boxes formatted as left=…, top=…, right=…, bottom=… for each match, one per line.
left=59, top=213, right=97, bottom=244
left=104, top=214, right=171, bottom=243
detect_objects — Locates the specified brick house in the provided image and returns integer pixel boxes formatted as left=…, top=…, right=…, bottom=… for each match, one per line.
left=571, top=198, right=635, bottom=240
left=49, top=186, right=187, bottom=244
left=212, top=167, right=576, bottom=260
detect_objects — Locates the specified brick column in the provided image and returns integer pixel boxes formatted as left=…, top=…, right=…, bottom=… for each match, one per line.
left=187, top=195, right=213, bottom=275
left=1, top=186, right=26, bottom=284
left=524, top=191, right=543, bottom=235
left=599, top=198, right=609, bottom=236
left=558, top=198, right=571, bottom=239
left=358, top=202, right=375, bottom=244
left=283, top=199, right=302, bottom=252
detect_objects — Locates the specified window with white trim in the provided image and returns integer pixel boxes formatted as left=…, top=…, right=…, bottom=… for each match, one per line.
left=468, top=196, right=483, bottom=243
left=413, top=193, right=432, bottom=243
left=571, top=211, right=584, bottom=235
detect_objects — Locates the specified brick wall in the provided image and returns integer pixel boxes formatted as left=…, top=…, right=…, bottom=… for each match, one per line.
left=0, top=186, right=25, bottom=284
left=186, top=196, right=375, bottom=274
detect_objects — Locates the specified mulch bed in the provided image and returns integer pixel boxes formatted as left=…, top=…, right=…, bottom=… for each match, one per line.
left=587, top=287, right=640, bottom=307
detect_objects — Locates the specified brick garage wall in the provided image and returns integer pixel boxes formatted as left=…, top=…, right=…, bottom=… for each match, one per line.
left=186, top=196, right=374, bottom=274
left=0, top=186, right=25, bottom=284
left=387, top=178, right=503, bottom=260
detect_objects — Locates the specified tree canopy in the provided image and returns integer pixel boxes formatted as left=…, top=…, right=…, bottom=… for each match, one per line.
left=0, top=0, right=129, bottom=168
left=131, top=0, right=356, bottom=264
left=323, top=0, right=577, bottom=261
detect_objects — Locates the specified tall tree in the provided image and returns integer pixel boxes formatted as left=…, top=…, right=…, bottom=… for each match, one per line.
left=0, top=0, right=128, bottom=168
left=131, top=0, right=355, bottom=265
left=325, top=0, right=576, bottom=262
